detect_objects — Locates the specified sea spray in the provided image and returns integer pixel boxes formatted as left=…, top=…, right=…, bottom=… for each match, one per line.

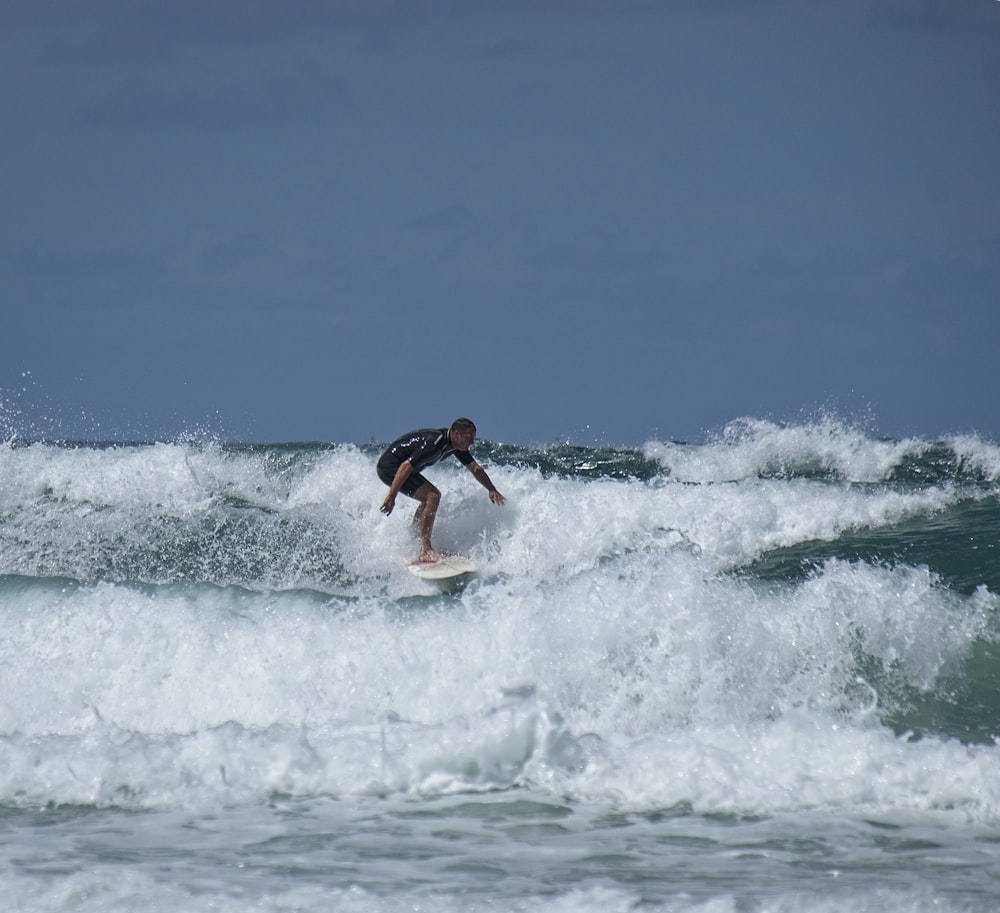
left=1, top=421, right=999, bottom=911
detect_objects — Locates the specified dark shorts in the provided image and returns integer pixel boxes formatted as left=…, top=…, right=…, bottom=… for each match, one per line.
left=377, top=460, right=430, bottom=498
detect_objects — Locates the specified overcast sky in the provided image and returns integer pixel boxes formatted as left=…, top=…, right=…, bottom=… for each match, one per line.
left=2, top=0, right=998, bottom=446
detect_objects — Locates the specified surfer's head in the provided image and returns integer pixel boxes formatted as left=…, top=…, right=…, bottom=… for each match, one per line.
left=450, top=418, right=477, bottom=449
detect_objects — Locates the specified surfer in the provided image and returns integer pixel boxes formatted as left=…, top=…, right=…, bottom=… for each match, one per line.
left=377, top=418, right=506, bottom=563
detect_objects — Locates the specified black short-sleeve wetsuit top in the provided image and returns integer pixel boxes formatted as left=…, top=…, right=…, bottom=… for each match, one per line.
left=377, top=428, right=474, bottom=493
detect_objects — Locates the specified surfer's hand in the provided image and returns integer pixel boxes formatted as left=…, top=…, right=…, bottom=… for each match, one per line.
left=489, top=490, right=506, bottom=506
left=381, top=494, right=395, bottom=515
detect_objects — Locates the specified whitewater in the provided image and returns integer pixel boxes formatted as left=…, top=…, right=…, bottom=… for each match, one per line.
left=1, top=417, right=999, bottom=912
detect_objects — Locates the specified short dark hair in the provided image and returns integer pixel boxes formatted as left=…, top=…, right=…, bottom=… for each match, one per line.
left=450, top=417, right=476, bottom=435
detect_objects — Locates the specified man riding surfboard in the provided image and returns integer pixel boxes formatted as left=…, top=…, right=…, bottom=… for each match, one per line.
left=377, top=418, right=506, bottom=562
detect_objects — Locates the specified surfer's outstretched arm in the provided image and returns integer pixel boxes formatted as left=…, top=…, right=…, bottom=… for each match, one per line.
left=467, top=461, right=506, bottom=506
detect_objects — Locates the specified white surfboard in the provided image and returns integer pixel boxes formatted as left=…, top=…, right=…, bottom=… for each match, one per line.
left=405, top=555, right=477, bottom=580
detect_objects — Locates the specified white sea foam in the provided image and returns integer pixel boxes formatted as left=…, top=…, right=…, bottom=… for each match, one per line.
left=0, top=544, right=995, bottom=820
left=2, top=871, right=982, bottom=913
left=1, top=428, right=999, bottom=911
left=951, top=432, right=1000, bottom=481
left=644, top=417, right=922, bottom=483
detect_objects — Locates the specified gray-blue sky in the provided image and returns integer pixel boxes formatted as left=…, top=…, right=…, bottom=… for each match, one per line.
left=2, top=0, right=998, bottom=445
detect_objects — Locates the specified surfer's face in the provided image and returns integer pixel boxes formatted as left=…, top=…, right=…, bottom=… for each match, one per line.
left=451, top=427, right=475, bottom=450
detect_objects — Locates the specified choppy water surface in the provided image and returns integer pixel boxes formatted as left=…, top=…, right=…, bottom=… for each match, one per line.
left=2, top=418, right=998, bottom=911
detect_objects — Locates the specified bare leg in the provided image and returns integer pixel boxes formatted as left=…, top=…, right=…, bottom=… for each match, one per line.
left=410, top=483, right=441, bottom=562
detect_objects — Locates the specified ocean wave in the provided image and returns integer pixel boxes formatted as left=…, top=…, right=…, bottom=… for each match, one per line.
left=0, top=421, right=998, bottom=823
left=643, top=417, right=1000, bottom=485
